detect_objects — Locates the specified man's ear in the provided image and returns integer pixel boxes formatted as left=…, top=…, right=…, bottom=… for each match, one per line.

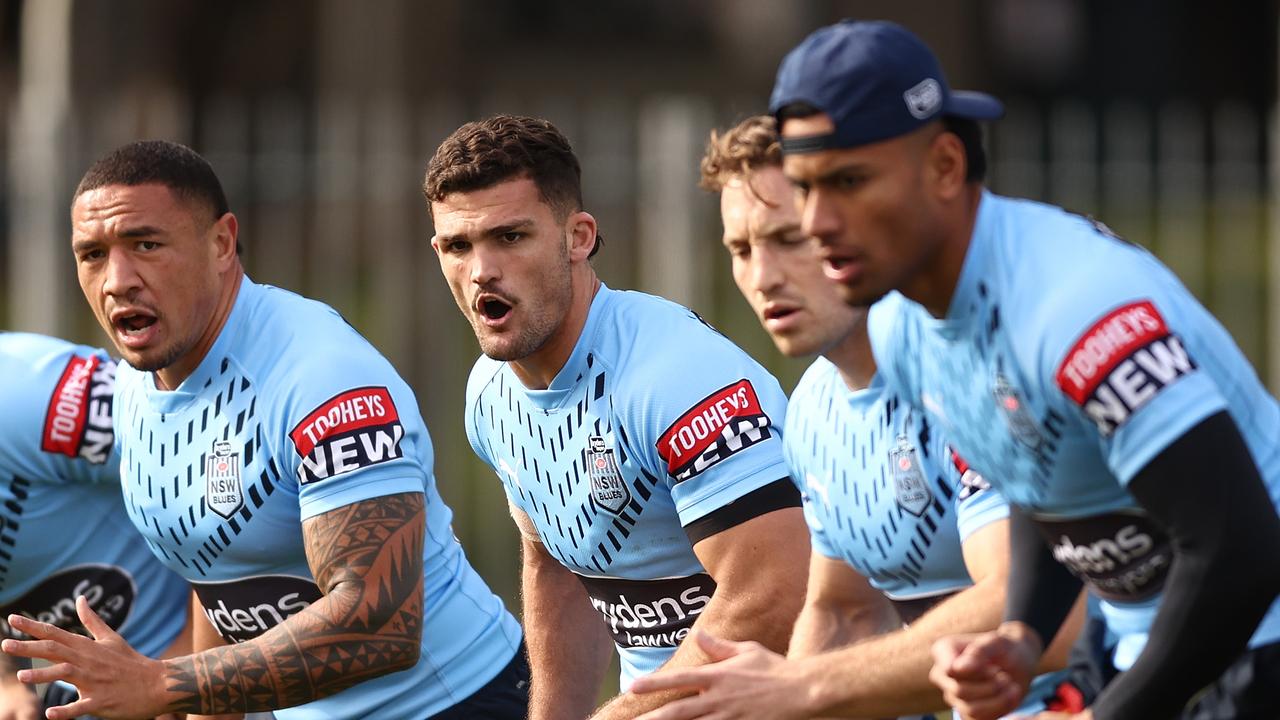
left=927, top=130, right=968, bottom=201
left=566, top=210, right=598, bottom=263
left=211, top=212, right=239, bottom=268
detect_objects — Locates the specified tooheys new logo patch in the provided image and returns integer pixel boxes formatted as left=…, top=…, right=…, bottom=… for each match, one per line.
left=1055, top=301, right=1196, bottom=435
left=657, top=379, right=772, bottom=482
left=41, top=355, right=115, bottom=465
left=290, top=387, right=405, bottom=484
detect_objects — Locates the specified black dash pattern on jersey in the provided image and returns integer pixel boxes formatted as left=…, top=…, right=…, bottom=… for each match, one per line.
left=122, top=359, right=274, bottom=578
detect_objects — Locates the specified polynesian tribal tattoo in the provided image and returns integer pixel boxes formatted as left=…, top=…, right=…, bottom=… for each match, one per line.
left=162, top=492, right=425, bottom=714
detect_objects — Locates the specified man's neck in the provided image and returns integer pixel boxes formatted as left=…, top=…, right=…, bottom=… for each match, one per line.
left=510, top=270, right=601, bottom=390
left=821, top=314, right=876, bottom=392
left=155, top=269, right=245, bottom=391
left=904, top=186, right=984, bottom=319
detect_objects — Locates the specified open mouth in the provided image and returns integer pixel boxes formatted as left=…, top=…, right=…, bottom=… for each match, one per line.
left=480, top=298, right=512, bottom=321
left=763, top=306, right=799, bottom=322
left=114, top=312, right=157, bottom=337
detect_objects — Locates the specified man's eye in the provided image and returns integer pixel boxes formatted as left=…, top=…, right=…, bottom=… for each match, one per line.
left=447, top=240, right=471, bottom=254
left=80, top=249, right=105, bottom=262
left=502, top=232, right=522, bottom=243
left=137, top=240, right=159, bottom=251
left=729, top=246, right=751, bottom=260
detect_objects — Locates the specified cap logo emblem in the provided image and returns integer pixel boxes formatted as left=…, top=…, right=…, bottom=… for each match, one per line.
left=903, top=78, right=943, bottom=119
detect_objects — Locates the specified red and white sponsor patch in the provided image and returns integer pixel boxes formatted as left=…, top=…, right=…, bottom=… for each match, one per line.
left=656, top=379, right=773, bottom=482
left=1055, top=301, right=1196, bottom=435
left=41, top=355, right=116, bottom=464
left=289, top=387, right=405, bottom=484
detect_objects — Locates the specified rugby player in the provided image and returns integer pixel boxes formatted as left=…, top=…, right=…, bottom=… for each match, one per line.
left=425, top=114, right=811, bottom=719
left=3, top=140, right=527, bottom=719
left=627, top=116, right=1082, bottom=720
left=771, top=19, right=1280, bottom=719
left=0, top=333, right=190, bottom=720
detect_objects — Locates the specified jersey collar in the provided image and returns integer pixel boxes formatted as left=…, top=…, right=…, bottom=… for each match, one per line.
left=518, top=282, right=615, bottom=411
left=142, top=276, right=258, bottom=412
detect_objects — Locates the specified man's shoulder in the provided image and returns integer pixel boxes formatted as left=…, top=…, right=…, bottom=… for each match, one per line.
left=602, top=289, right=758, bottom=380
left=790, top=357, right=839, bottom=408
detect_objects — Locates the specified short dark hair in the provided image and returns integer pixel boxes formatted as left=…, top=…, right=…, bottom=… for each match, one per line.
left=74, top=140, right=238, bottom=253
left=700, top=115, right=782, bottom=192
left=775, top=103, right=987, bottom=182
left=424, top=115, right=602, bottom=257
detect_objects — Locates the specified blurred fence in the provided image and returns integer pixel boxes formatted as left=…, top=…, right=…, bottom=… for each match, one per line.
left=2, top=91, right=1275, bottom=603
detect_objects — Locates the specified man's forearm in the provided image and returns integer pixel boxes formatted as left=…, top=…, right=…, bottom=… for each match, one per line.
left=523, top=541, right=612, bottom=720
left=160, top=493, right=426, bottom=714
left=1091, top=412, right=1280, bottom=719
left=802, top=578, right=1007, bottom=717
left=788, top=596, right=899, bottom=659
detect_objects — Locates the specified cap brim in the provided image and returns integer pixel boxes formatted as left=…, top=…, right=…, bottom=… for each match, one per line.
left=945, top=91, right=1004, bottom=120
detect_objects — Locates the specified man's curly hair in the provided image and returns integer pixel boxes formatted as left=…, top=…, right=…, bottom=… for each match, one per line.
left=699, top=115, right=782, bottom=192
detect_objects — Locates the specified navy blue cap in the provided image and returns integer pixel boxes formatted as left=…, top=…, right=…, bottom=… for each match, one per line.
left=770, top=20, right=1004, bottom=153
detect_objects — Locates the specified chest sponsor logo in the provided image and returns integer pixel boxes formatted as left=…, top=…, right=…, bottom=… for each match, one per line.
left=290, top=386, right=405, bottom=484
left=577, top=573, right=716, bottom=649
left=890, top=434, right=932, bottom=516
left=1055, top=301, right=1197, bottom=436
left=588, top=435, right=631, bottom=515
left=206, top=440, right=244, bottom=519
left=657, top=379, right=773, bottom=482
left=192, top=575, right=324, bottom=644
left=949, top=447, right=991, bottom=501
left=992, top=372, right=1044, bottom=450
left=0, top=564, right=135, bottom=640
left=1034, top=511, right=1172, bottom=603
left=41, top=355, right=115, bottom=465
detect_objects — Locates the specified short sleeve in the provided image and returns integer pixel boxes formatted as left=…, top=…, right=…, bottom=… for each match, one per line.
left=947, top=447, right=1010, bottom=541
left=273, top=350, right=431, bottom=521
left=1040, top=259, right=1227, bottom=484
left=623, top=330, right=791, bottom=527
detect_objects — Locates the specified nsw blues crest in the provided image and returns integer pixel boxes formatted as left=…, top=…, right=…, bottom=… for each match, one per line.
left=588, top=435, right=630, bottom=515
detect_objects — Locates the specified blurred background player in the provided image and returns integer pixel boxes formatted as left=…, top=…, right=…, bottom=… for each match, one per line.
left=628, top=116, right=1081, bottom=720
left=3, top=140, right=527, bottom=719
left=425, top=114, right=811, bottom=719
left=770, top=19, right=1280, bottom=720
left=0, top=332, right=190, bottom=720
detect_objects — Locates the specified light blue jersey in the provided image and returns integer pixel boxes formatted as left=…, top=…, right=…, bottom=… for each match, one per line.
left=785, top=359, right=1007, bottom=615
left=868, top=191, right=1280, bottom=670
left=115, top=277, right=522, bottom=719
left=0, top=333, right=186, bottom=659
left=467, top=284, right=792, bottom=687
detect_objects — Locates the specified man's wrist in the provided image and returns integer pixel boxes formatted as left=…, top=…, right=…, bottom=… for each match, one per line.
left=995, top=621, right=1044, bottom=659
left=793, top=652, right=843, bottom=715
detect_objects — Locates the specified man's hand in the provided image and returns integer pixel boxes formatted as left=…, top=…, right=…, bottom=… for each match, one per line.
left=629, top=630, right=813, bottom=720
left=2, top=597, right=167, bottom=720
left=929, top=623, right=1042, bottom=720
left=0, top=677, right=40, bottom=720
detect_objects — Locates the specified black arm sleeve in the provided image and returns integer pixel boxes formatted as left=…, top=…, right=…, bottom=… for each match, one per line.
left=1003, top=504, right=1083, bottom=649
left=1091, top=411, right=1280, bottom=720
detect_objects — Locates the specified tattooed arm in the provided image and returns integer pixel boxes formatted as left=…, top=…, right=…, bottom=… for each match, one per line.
left=1, top=491, right=425, bottom=719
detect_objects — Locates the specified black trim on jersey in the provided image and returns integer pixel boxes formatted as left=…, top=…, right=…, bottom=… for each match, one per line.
left=682, top=477, right=801, bottom=545
left=1089, top=411, right=1280, bottom=720
left=1005, top=505, right=1082, bottom=648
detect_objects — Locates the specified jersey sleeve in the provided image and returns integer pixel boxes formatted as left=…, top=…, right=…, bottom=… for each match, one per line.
left=1040, top=248, right=1228, bottom=484
left=273, top=349, right=432, bottom=521
left=24, top=340, right=120, bottom=485
left=946, top=446, right=1010, bottom=541
left=623, top=327, right=792, bottom=528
